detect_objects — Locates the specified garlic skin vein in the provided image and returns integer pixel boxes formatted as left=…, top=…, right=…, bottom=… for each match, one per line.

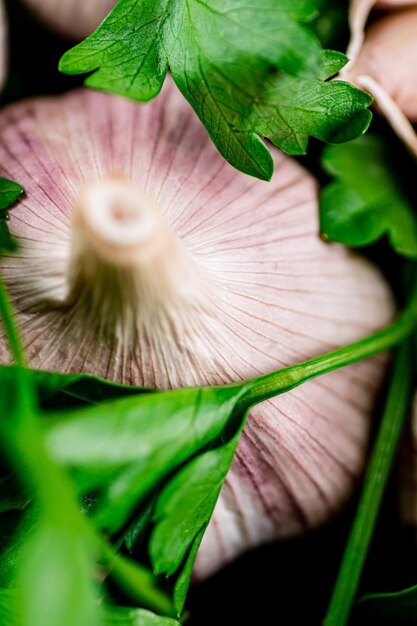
left=0, top=81, right=395, bottom=579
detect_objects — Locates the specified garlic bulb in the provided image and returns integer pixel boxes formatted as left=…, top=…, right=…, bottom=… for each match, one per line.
left=345, top=2, right=417, bottom=155
left=0, top=80, right=394, bottom=578
left=22, top=0, right=116, bottom=40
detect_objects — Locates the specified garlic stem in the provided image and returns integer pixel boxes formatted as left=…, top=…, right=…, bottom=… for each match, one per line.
left=64, top=178, right=210, bottom=346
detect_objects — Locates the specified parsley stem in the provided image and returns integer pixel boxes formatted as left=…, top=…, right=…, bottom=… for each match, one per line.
left=0, top=273, right=81, bottom=514
left=322, top=338, right=414, bottom=626
left=0, top=274, right=34, bottom=412
left=242, top=285, right=417, bottom=408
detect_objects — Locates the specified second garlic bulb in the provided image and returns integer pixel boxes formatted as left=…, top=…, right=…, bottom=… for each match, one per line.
left=22, top=0, right=117, bottom=39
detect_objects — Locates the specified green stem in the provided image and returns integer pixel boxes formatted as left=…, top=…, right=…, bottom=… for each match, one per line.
left=0, top=274, right=68, bottom=517
left=322, top=339, right=414, bottom=626
left=242, top=288, right=417, bottom=407
left=0, top=275, right=34, bottom=412
left=0, top=275, right=25, bottom=367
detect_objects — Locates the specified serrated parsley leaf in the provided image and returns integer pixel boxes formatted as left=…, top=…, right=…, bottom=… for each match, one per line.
left=60, top=0, right=372, bottom=180
left=252, top=50, right=372, bottom=154
left=320, top=135, right=417, bottom=257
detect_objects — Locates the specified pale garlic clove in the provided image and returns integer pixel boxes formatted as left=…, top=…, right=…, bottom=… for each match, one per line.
left=345, top=3, right=417, bottom=156
left=0, top=80, right=395, bottom=579
left=22, top=0, right=117, bottom=39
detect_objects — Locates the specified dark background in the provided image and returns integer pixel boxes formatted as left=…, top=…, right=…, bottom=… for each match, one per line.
left=3, top=1, right=417, bottom=624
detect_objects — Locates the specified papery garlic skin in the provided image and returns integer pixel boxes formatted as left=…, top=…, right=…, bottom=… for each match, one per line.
left=22, top=0, right=116, bottom=39
left=0, top=82, right=395, bottom=579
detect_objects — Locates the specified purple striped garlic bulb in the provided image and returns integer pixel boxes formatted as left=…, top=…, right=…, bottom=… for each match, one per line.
left=0, top=80, right=394, bottom=579
left=344, top=1, right=417, bottom=156
left=22, top=0, right=116, bottom=39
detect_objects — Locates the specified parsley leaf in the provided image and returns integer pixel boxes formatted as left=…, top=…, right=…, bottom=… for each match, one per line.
left=0, top=179, right=23, bottom=212
left=172, top=526, right=205, bottom=615
left=44, top=385, right=247, bottom=534
left=149, top=437, right=239, bottom=613
left=149, top=440, right=237, bottom=577
left=43, top=383, right=249, bottom=615
left=252, top=50, right=372, bottom=154
left=320, top=134, right=417, bottom=257
left=59, top=0, right=372, bottom=180
left=0, top=178, right=23, bottom=254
